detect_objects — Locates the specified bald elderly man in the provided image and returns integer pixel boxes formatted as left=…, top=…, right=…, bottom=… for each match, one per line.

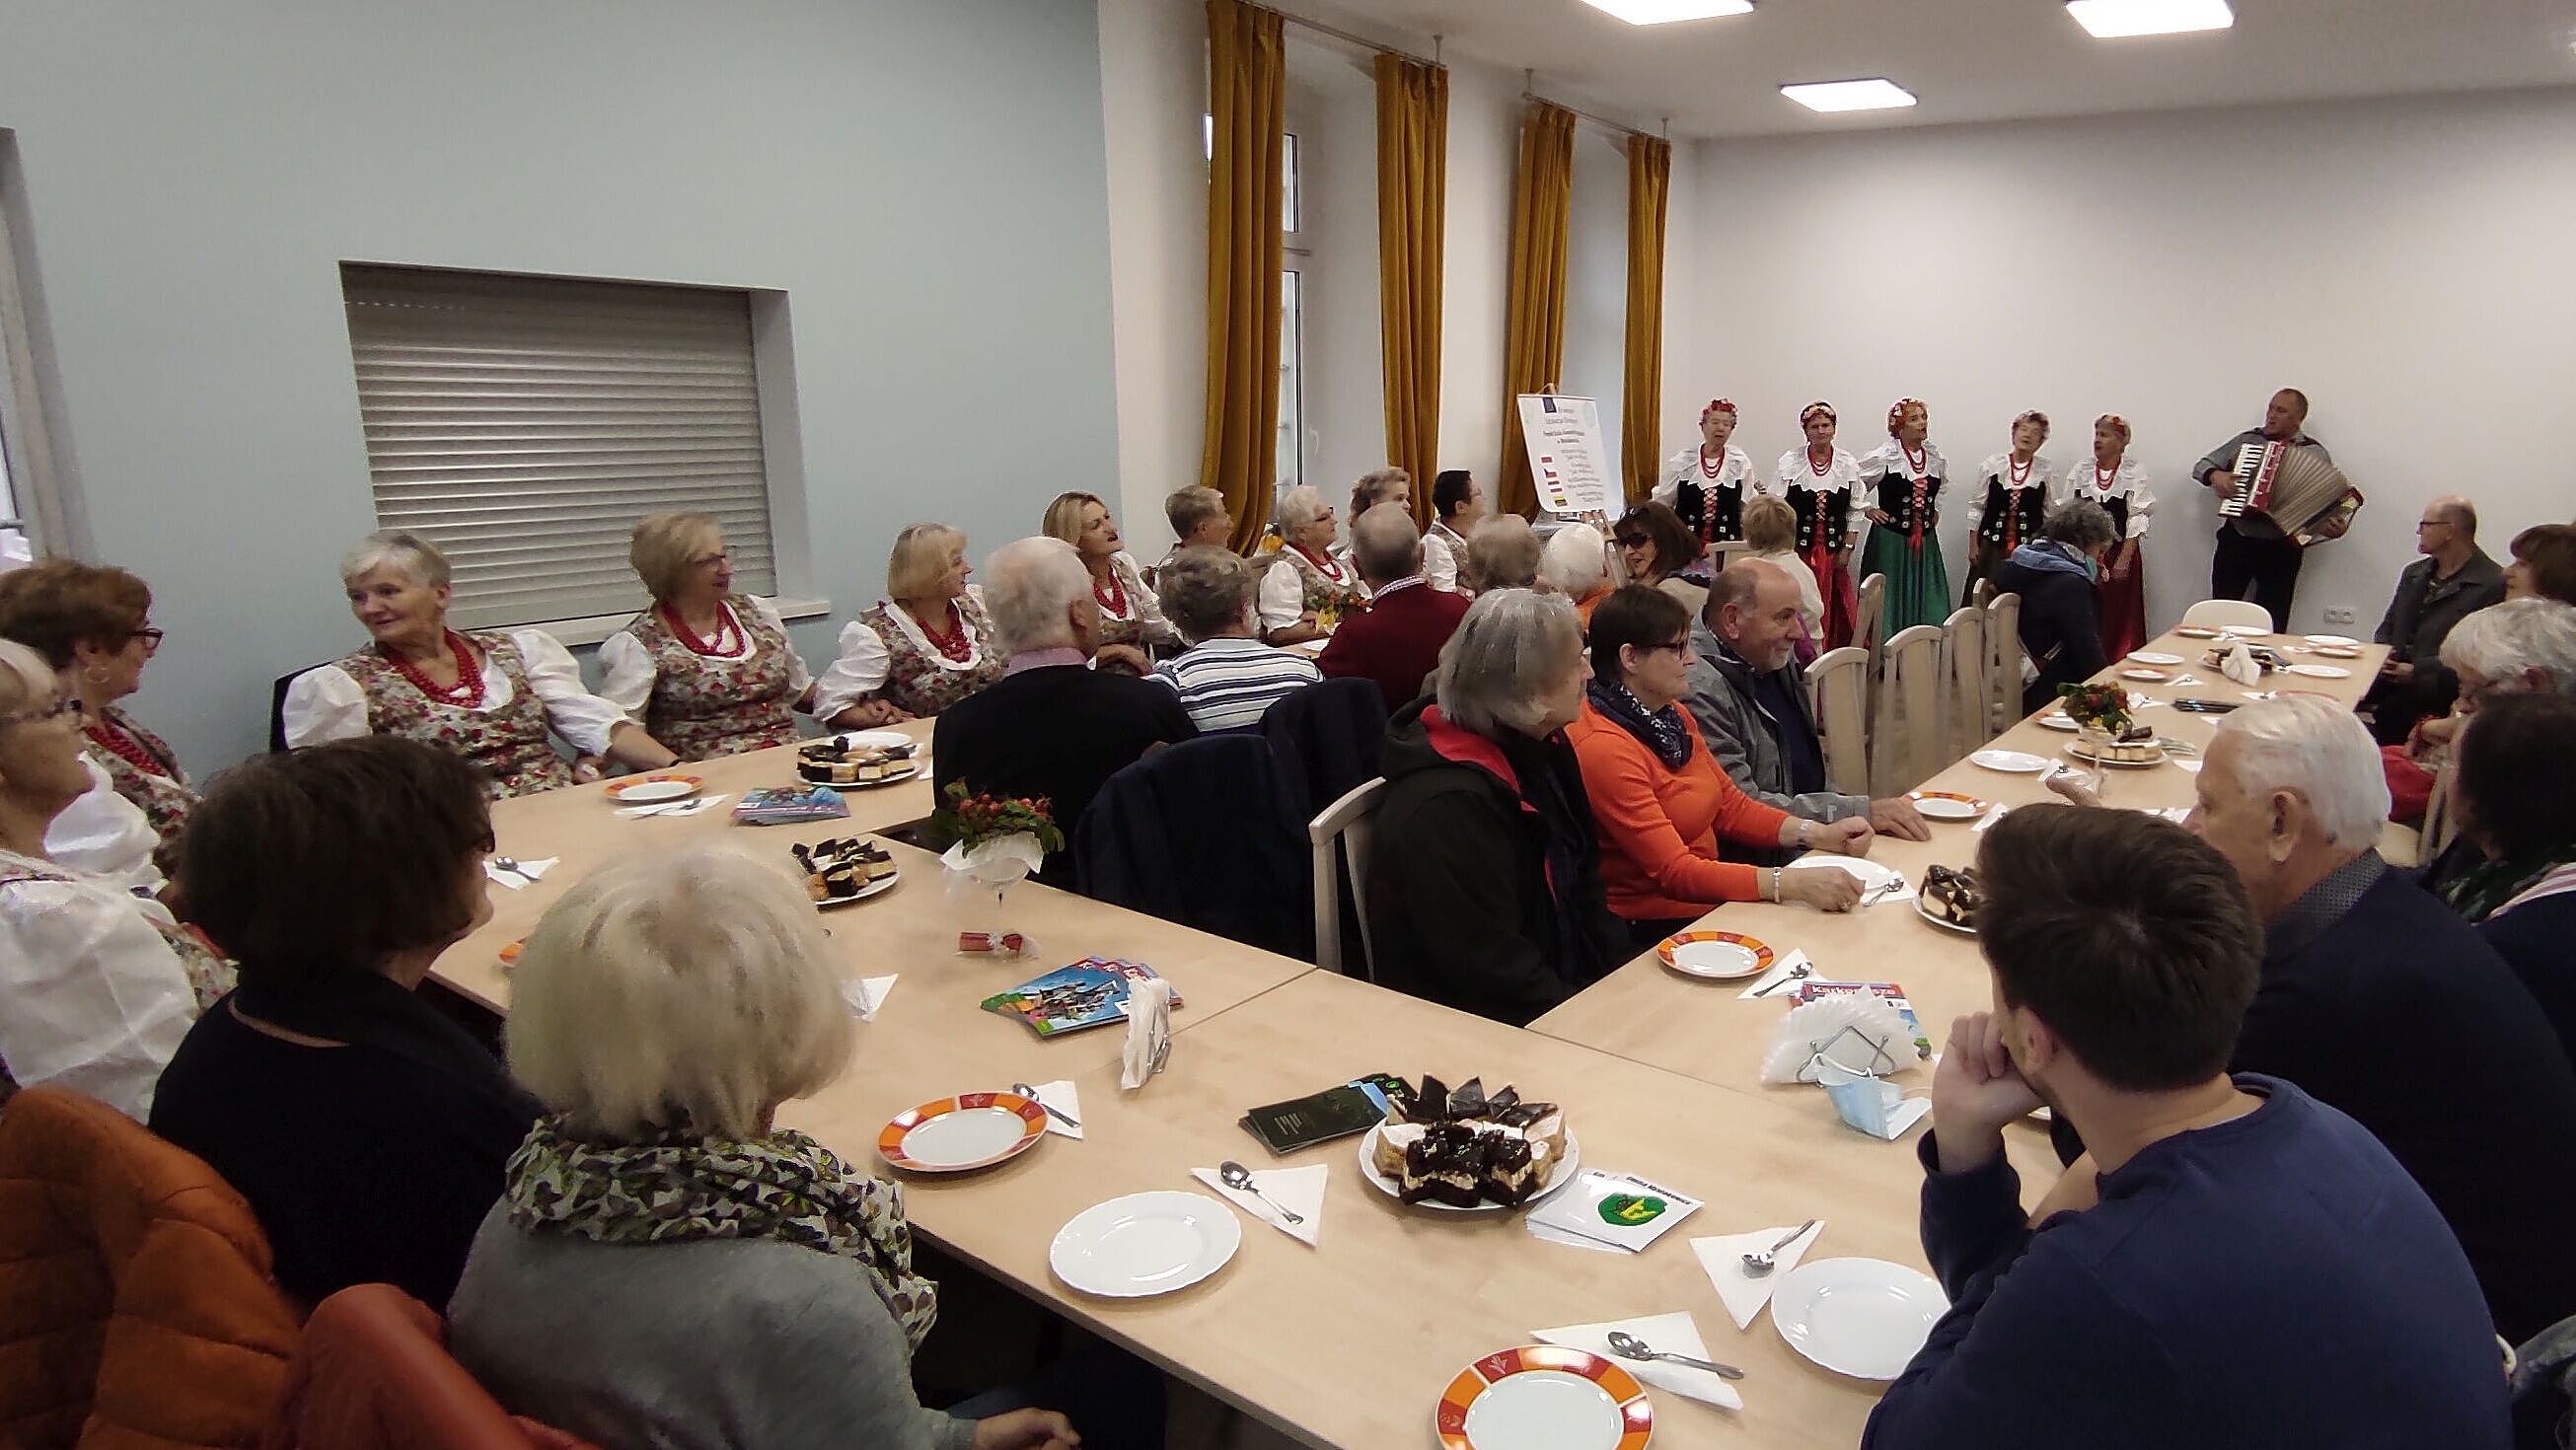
left=2365, top=493, right=2506, bottom=744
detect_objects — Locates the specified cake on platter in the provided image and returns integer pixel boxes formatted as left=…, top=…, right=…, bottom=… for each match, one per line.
left=1366, top=1075, right=1569, bottom=1208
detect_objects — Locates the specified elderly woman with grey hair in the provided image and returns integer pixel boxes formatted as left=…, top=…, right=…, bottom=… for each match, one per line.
left=1150, top=546, right=1320, bottom=732
left=1366, top=588, right=1626, bottom=1026
left=1464, top=514, right=1541, bottom=596
left=1259, top=484, right=1370, bottom=646
left=450, top=844, right=1144, bottom=1450
left=283, top=531, right=676, bottom=795
left=1991, top=499, right=2120, bottom=714
left=1536, top=521, right=1615, bottom=625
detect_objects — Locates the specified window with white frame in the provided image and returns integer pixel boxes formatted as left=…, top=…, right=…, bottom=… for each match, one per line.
left=339, top=264, right=782, bottom=630
left=0, top=162, right=64, bottom=566
left=1276, top=130, right=1305, bottom=501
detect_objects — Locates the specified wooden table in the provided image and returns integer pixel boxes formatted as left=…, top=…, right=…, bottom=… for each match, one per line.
left=1532, top=628, right=2389, bottom=1096
left=784, top=969, right=1946, bottom=1450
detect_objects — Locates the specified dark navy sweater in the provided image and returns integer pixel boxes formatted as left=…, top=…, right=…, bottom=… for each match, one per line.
left=1865, top=1078, right=2509, bottom=1449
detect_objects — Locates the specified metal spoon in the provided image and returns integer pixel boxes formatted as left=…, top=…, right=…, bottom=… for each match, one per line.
left=1742, top=1219, right=1819, bottom=1276
left=1217, top=1160, right=1304, bottom=1224
left=1604, top=1331, right=1743, bottom=1381
left=1751, top=963, right=1811, bottom=998
left=1011, top=1082, right=1080, bottom=1130
left=489, top=854, right=528, bottom=883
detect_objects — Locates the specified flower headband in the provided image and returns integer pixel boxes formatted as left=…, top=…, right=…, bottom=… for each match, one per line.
left=2096, top=412, right=2131, bottom=444
left=1800, top=400, right=1837, bottom=426
left=1886, top=398, right=1927, bottom=436
left=1702, top=398, right=1737, bottom=421
left=2013, top=409, right=2051, bottom=434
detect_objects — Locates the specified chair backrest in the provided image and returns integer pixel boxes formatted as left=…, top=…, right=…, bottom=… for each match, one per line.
left=1970, top=577, right=1995, bottom=611
left=2178, top=598, right=2273, bottom=631
left=1804, top=646, right=1872, bottom=797
left=1307, top=776, right=1387, bottom=979
left=0, top=1086, right=298, bottom=1450
left=1259, top=678, right=1388, bottom=825
left=1984, top=591, right=2024, bottom=733
left=1853, top=572, right=1887, bottom=656
left=1942, top=607, right=1989, bottom=760
left=1871, top=624, right=1949, bottom=795
left=264, top=1284, right=598, bottom=1450
left=2422, top=756, right=2461, bottom=860
left=1075, top=736, right=1312, bottom=960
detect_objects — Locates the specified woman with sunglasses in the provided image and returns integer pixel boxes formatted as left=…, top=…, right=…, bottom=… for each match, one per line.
left=0, top=639, right=230, bottom=1118
left=1567, top=586, right=1869, bottom=947
left=0, top=560, right=194, bottom=869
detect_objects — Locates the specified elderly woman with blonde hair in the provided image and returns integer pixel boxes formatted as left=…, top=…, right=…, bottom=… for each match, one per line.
left=0, top=639, right=228, bottom=1119
left=1463, top=514, right=1540, bottom=596
left=814, top=523, right=1005, bottom=726
left=1349, top=466, right=1412, bottom=524
left=1260, top=484, right=1371, bottom=647
left=1042, top=491, right=1178, bottom=657
left=597, top=511, right=815, bottom=761
left=450, top=844, right=1128, bottom=1450
left=283, top=531, right=676, bottom=795
left=1366, top=589, right=1626, bottom=1026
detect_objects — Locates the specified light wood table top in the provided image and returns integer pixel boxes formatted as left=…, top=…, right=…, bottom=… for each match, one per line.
left=785, top=968, right=1965, bottom=1450
left=1532, top=628, right=2388, bottom=1093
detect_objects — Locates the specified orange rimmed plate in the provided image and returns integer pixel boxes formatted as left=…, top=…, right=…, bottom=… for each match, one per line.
left=1435, top=1345, right=1652, bottom=1450
left=877, top=1092, right=1048, bottom=1173
left=1657, top=929, right=1775, bottom=980
left=497, top=937, right=526, bottom=969
left=604, top=772, right=703, bottom=804
left=1908, top=790, right=1990, bottom=822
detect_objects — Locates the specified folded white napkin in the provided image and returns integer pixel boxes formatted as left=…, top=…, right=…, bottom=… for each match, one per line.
left=1030, top=1079, right=1082, bottom=1139
left=2175, top=758, right=2205, bottom=774
left=1121, top=977, right=1174, bottom=1090
left=1972, top=804, right=2013, bottom=834
left=1527, top=1220, right=1626, bottom=1254
left=1191, top=1163, right=1324, bottom=1245
left=482, top=856, right=557, bottom=889
left=1532, top=1311, right=1741, bottom=1412
left=2165, top=674, right=2204, bottom=689
left=1691, top=1222, right=1826, bottom=1329
left=838, top=975, right=897, bottom=1021
left=2218, top=641, right=2261, bottom=687
left=1784, top=858, right=1916, bottom=905
left=617, top=792, right=731, bottom=819
left=1735, top=949, right=1816, bottom=1001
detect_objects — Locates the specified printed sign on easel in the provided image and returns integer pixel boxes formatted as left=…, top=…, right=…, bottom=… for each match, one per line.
left=1516, top=393, right=1614, bottom=518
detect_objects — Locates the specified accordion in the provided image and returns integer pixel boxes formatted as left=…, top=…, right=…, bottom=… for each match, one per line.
left=2220, top=441, right=2362, bottom=544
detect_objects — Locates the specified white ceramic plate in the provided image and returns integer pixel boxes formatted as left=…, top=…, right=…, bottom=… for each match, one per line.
left=1440, top=1353, right=1649, bottom=1450
left=1907, top=791, right=1987, bottom=821
left=1658, top=931, right=1772, bottom=979
left=2285, top=663, right=2352, bottom=679
left=2063, top=740, right=2166, bottom=769
left=605, top=775, right=699, bottom=804
left=816, top=869, right=900, bottom=908
left=1969, top=749, right=2050, bottom=774
left=1914, top=895, right=1975, bottom=936
left=1357, top=1124, right=1582, bottom=1213
left=894, top=1105, right=1036, bottom=1169
left=2118, top=668, right=2170, bottom=683
left=2127, top=650, right=2183, bottom=666
left=2035, top=712, right=2078, bottom=732
left=836, top=729, right=915, bottom=750
left=2172, top=625, right=2221, bottom=639
left=1771, top=1257, right=1949, bottom=1380
left=1785, top=855, right=1905, bottom=894
left=1049, top=1192, right=1241, bottom=1298
left=2304, top=633, right=2360, bottom=647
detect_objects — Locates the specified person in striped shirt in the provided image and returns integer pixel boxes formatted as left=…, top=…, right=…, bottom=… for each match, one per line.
left=1151, top=547, right=1321, bottom=733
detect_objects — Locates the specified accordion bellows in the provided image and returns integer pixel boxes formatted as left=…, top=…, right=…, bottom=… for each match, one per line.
left=2221, top=441, right=2362, bottom=544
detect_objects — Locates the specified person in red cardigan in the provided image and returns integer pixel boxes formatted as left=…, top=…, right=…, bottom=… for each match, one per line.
left=1319, top=503, right=1471, bottom=713
left=1568, top=586, right=1871, bottom=944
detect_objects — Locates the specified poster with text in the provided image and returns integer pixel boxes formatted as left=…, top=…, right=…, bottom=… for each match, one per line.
left=1516, top=394, right=1613, bottom=517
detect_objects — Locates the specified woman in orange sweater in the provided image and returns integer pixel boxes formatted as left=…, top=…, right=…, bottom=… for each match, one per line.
left=1569, top=586, right=1871, bottom=942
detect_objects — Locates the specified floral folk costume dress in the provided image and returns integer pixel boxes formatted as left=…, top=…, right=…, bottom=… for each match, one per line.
left=815, top=587, right=1005, bottom=721
left=331, top=634, right=580, bottom=798
left=82, top=706, right=195, bottom=869
left=607, top=596, right=803, bottom=761
left=1857, top=405, right=1953, bottom=636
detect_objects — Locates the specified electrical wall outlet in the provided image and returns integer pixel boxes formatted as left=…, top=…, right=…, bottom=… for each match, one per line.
left=2323, top=607, right=2357, bottom=625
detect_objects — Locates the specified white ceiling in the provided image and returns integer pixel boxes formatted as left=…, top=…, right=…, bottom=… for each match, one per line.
left=1285, top=0, right=2576, bottom=138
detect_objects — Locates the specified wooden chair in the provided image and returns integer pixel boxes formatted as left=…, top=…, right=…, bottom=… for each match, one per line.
left=1942, top=606, right=1990, bottom=761
left=1805, top=646, right=1872, bottom=797
left=1969, top=577, right=1994, bottom=612
left=2178, top=598, right=2273, bottom=631
left=1871, top=624, right=1949, bottom=796
left=1853, top=572, right=1887, bottom=657
left=2421, top=758, right=2460, bottom=863
left=1307, top=776, right=1387, bottom=980
left=1985, top=591, right=2024, bottom=733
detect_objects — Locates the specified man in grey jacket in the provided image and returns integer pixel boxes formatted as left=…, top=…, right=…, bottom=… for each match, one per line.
left=1686, top=561, right=1929, bottom=843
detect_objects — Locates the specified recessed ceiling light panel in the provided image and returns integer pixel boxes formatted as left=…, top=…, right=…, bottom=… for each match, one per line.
left=1578, top=0, right=1754, bottom=25
left=1779, top=78, right=1918, bottom=113
left=2065, top=0, right=2234, bottom=39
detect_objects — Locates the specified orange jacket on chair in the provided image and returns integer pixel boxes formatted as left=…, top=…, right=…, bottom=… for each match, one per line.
left=1567, top=697, right=1791, bottom=921
left=0, top=1085, right=299, bottom=1450
left=262, top=1284, right=597, bottom=1450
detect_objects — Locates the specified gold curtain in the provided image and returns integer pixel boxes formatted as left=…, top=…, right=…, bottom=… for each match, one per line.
left=1200, top=0, right=1286, bottom=553
left=1373, top=53, right=1447, bottom=528
left=1620, top=132, right=1671, bottom=505
left=1498, top=103, right=1576, bottom=519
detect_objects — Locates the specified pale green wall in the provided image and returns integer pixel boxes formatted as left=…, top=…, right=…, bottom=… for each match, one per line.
left=0, top=0, right=1120, bottom=767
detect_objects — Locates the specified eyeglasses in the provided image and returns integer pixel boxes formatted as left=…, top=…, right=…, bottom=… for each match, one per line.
left=130, top=626, right=166, bottom=649
left=0, top=695, right=85, bottom=729
left=688, top=552, right=731, bottom=569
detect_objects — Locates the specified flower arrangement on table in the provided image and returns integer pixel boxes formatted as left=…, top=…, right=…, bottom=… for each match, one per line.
left=937, top=782, right=1063, bottom=951
left=2057, top=683, right=2133, bottom=735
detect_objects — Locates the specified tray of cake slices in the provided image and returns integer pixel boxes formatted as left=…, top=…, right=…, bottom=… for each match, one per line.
left=794, top=836, right=899, bottom=907
left=1358, top=1074, right=1581, bottom=1213
left=796, top=735, right=922, bottom=788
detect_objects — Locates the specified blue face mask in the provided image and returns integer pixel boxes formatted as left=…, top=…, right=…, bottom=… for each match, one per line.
left=2084, top=553, right=2101, bottom=583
